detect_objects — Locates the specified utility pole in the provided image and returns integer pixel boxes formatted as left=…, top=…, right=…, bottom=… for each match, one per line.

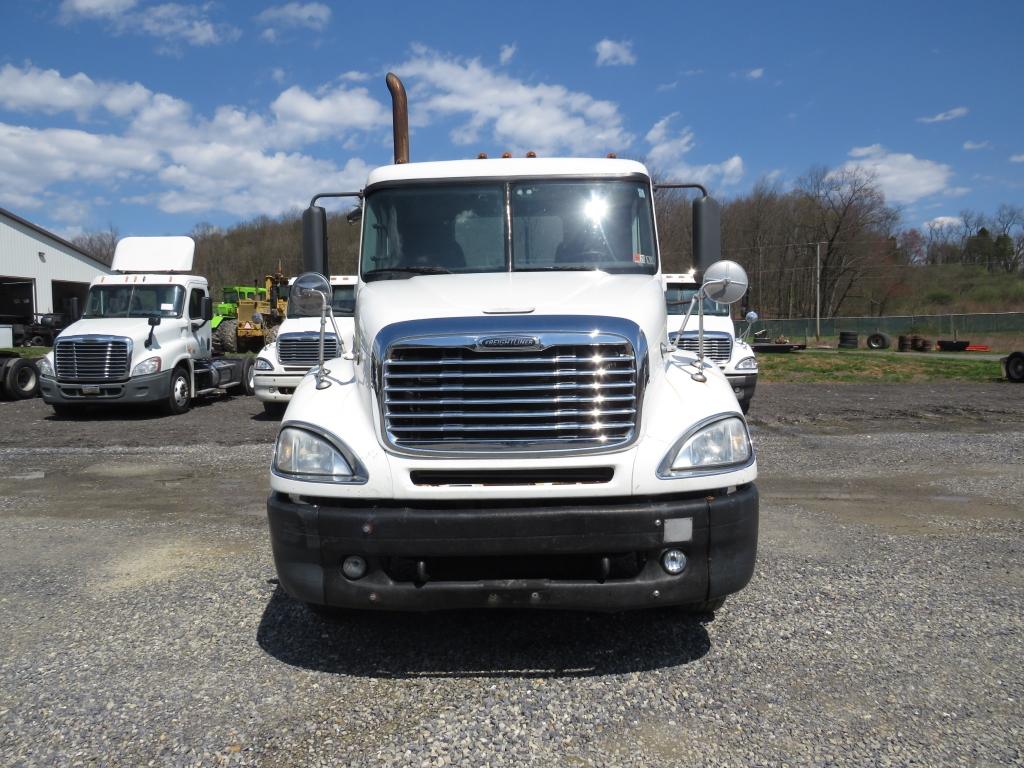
left=815, top=242, right=822, bottom=340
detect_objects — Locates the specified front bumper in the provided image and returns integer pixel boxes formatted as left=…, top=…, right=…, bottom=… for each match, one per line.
left=267, top=484, right=758, bottom=612
left=39, top=370, right=172, bottom=405
left=725, top=372, right=758, bottom=404
left=254, top=373, right=304, bottom=403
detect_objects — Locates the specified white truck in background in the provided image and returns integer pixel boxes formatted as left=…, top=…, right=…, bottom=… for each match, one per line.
left=37, top=237, right=255, bottom=416
left=266, top=73, right=758, bottom=616
left=664, top=271, right=758, bottom=413
left=254, top=275, right=357, bottom=418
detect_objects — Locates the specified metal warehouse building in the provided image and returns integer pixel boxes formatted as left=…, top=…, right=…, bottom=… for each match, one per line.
left=0, top=207, right=112, bottom=329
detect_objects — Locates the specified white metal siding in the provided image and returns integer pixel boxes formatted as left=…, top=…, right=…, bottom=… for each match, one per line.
left=0, top=212, right=112, bottom=315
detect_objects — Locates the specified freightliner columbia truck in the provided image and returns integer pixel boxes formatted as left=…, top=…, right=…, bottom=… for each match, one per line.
left=267, top=74, right=758, bottom=615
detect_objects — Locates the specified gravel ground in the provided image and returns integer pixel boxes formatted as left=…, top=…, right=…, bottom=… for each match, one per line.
left=0, top=383, right=1022, bottom=767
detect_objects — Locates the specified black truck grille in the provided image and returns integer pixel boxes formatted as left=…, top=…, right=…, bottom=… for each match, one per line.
left=277, top=334, right=339, bottom=367
left=674, top=333, right=733, bottom=363
left=54, top=337, right=131, bottom=382
left=382, top=339, right=639, bottom=453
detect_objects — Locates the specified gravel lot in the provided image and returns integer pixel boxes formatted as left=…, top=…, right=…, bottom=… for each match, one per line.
left=1, top=383, right=1022, bottom=767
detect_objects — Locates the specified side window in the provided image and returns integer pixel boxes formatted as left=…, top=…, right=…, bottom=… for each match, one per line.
left=189, top=288, right=205, bottom=319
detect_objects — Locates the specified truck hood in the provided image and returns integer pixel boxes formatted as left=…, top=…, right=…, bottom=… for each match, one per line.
left=55, top=317, right=185, bottom=363
left=667, top=312, right=735, bottom=335
left=357, top=272, right=666, bottom=352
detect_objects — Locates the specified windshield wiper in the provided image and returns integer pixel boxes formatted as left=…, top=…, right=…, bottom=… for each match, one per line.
left=363, top=266, right=452, bottom=281
left=514, top=266, right=597, bottom=272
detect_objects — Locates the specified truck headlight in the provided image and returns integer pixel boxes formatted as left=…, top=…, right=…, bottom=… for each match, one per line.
left=659, top=416, right=752, bottom=477
left=735, top=356, right=758, bottom=370
left=37, top=356, right=54, bottom=378
left=273, top=425, right=366, bottom=483
left=131, top=356, right=161, bottom=376
left=255, top=357, right=274, bottom=371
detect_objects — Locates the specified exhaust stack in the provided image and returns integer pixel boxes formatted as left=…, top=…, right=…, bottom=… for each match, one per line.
left=386, top=72, right=409, bottom=164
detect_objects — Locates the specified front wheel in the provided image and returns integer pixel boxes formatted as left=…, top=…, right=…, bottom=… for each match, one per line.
left=242, top=357, right=256, bottom=396
left=165, top=365, right=191, bottom=415
left=4, top=358, right=39, bottom=399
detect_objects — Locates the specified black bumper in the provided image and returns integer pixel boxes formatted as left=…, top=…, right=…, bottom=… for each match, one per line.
left=40, top=370, right=172, bottom=405
left=267, top=485, right=758, bottom=612
left=726, top=372, right=758, bottom=405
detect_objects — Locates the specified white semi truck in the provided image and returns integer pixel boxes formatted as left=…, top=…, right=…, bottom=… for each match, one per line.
left=254, top=275, right=357, bottom=417
left=267, top=74, right=758, bottom=615
left=664, top=271, right=758, bottom=413
left=37, top=237, right=255, bottom=416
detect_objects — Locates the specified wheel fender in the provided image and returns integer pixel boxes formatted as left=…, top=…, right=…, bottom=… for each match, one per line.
left=211, top=315, right=224, bottom=330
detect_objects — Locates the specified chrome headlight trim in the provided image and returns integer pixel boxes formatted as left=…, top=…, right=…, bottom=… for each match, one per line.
left=735, top=356, right=758, bottom=370
left=271, top=420, right=368, bottom=485
left=657, top=412, right=755, bottom=480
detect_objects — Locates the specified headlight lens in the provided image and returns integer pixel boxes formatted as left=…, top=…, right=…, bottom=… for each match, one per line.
left=736, top=356, right=758, bottom=370
left=668, top=417, right=751, bottom=472
left=255, top=357, right=274, bottom=371
left=37, top=356, right=54, bottom=377
left=131, top=356, right=161, bottom=376
left=274, top=427, right=356, bottom=481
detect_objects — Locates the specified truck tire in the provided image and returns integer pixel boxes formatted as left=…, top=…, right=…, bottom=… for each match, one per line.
left=681, top=597, right=726, bottom=615
left=263, top=401, right=286, bottom=419
left=242, top=357, right=256, bottom=395
left=1004, top=351, right=1024, bottom=383
left=165, top=365, right=192, bottom=415
left=4, top=357, right=39, bottom=399
left=866, top=332, right=890, bottom=350
left=214, top=318, right=238, bottom=355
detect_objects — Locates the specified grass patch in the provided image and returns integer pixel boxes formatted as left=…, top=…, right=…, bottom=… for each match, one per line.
left=759, top=349, right=1003, bottom=384
left=0, top=347, right=50, bottom=359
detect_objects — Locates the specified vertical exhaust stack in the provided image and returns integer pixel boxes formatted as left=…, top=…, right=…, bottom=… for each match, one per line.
left=691, top=194, right=721, bottom=280
left=386, top=72, right=409, bottom=164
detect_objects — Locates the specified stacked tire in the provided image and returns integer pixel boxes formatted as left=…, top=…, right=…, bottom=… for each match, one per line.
left=838, top=331, right=858, bottom=349
left=897, top=335, right=911, bottom=352
left=1003, top=351, right=1024, bottom=383
left=910, top=336, right=931, bottom=352
left=0, top=356, right=39, bottom=399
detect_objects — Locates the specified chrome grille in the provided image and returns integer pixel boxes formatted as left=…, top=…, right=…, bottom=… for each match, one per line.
left=54, top=337, right=131, bottom=382
left=674, top=333, right=733, bottom=363
left=382, top=336, right=639, bottom=453
left=277, top=333, right=339, bottom=367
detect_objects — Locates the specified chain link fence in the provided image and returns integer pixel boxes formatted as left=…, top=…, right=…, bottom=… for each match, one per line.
left=741, top=312, right=1024, bottom=340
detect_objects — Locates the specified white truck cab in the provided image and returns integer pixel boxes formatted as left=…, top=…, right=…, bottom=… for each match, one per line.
left=664, top=271, right=758, bottom=413
left=254, top=275, right=356, bottom=417
left=37, top=237, right=254, bottom=415
left=266, top=74, right=758, bottom=616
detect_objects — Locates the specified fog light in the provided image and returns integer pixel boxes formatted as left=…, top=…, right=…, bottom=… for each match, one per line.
left=342, top=555, right=367, bottom=580
left=661, top=549, right=687, bottom=575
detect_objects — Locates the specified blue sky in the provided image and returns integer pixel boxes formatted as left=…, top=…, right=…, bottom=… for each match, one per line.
left=1, top=0, right=1022, bottom=240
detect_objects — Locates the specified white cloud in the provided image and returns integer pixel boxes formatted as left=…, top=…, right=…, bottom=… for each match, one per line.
left=340, top=70, right=370, bottom=82
left=0, top=63, right=152, bottom=117
left=270, top=84, right=391, bottom=144
left=60, top=0, right=136, bottom=18
left=271, top=67, right=286, bottom=84
left=395, top=48, right=633, bottom=155
left=746, top=68, right=764, bottom=80
left=916, top=106, right=968, bottom=124
left=963, top=140, right=989, bottom=150
left=499, top=44, right=517, bottom=65
left=1011, top=154, right=1024, bottom=163
left=656, top=81, right=678, bottom=92
left=61, top=0, right=239, bottom=47
left=841, top=144, right=953, bottom=203
left=644, top=113, right=743, bottom=187
left=256, top=2, right=330, bottom=41
left=925, top=216, right=962, bottom=229
left=594, top=39, right=636, bottom=67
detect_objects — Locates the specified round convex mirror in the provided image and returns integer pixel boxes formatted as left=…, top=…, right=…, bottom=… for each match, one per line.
left=701, top=260, right=749, bottom=304
left=289, top=272, right=331, bottom=315
left=745, top=310, right=759, bottom=323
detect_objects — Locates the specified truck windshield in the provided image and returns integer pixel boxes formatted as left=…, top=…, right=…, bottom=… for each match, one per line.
left=83, top=285, right=185, bottom=319
left=287, top=285, right=356, bottom=318
left=361, top=179, right=657, bottom=280
left=665, top=286, right=730, bottom=317
left=222, top=289, right=239, bottom=303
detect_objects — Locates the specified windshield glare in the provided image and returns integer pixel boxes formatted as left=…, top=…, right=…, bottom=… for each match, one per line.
left=665, top=286, right=730, bottom=317
left=361, top=180, right=657, bottom=280
left=84, top=285, right=185, bottom=319
left=287, top=285, right=356, bottom=318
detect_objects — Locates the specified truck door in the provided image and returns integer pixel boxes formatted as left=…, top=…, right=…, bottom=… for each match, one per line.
left=187, top=287, right=212, bottom=358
